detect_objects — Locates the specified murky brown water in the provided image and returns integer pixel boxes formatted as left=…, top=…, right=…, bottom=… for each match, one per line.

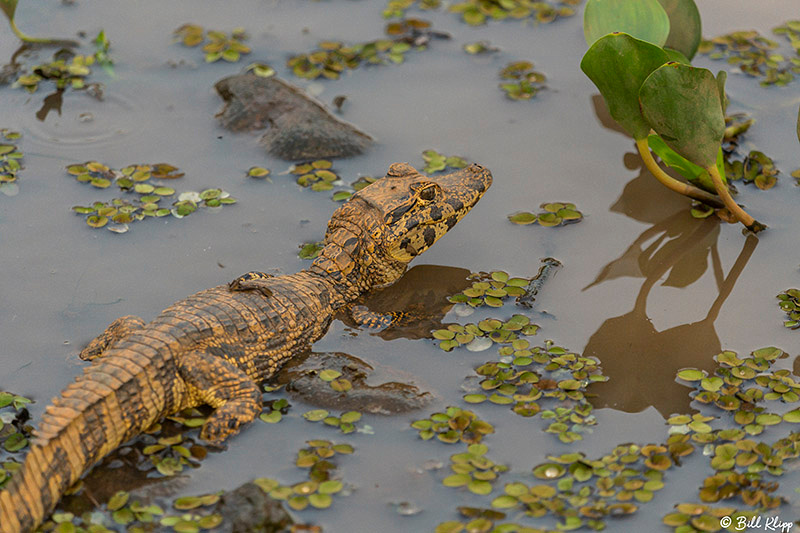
left=1, top=0, right=799, bottom=530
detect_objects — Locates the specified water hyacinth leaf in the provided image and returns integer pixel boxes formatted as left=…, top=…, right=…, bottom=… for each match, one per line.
left=657, top=0, right=701, bottom=59
left=647, top=134, right=720, bottom=192
left=581, top=33, right=669, bottom=140
left=583, top=0, right=670, bottom=47
left=639, top=63, right=726, bottom=168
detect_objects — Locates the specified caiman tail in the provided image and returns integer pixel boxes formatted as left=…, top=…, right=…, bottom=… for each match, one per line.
left=0, top=342, right=178, bottom=533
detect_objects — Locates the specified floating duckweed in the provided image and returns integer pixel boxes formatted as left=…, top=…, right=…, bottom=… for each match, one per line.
left=468, top=340, right=606, bottom=442
left=287, top=19, right=444, bottom=80
left=383, top=0, right=441, bottom=18
left=724, top=149, right=779, bottom=190
left=0, top=393, right=33, bottom=462
left=247, top=166, right=271, bottom=179
left=298, top=241, right=324, bottom=260
left=463, top=41, right=499, bottom=54
left=0, top=129, right=23, bottom=194
left=421, top=150, right=468, bottom=174
left=259, top=398, right=290, bottom=424
left=508, top=202, right=583, bottom=227
left=449, top=0, right=581, bottom=26
left=245, top=62, right=276, bottom=78
left=448, top=271, right=533, bottom=308
left=13, top=37, right=112, bottom=93
left=290, top=160, right=342, bottom=190
left=411, top=407, right=494, bottom=444
left=303, top=408, right=362, bottom=434
left=252, top=441, right=350, bottom=511
left=67, top=162, right=234, bottom=232
left=174, top=24, right=251, bottom=63
left=499, top=61, right=546, bottom=100
left=441, top=444, right=508, bottom=496
left=663, top=505, right=758, bottom=532
left=776, top=288, right=800, bottom=328
left=432, top=314, right=539, bottom=352
left=698, top=25, right=800, bottom=86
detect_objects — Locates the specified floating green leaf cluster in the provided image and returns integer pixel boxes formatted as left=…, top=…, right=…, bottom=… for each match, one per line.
left=302, top=408, right=362, bottom=434
left=698, top=26, right=800, bottom=87
left=141, top=432, right=205, bottom=477
left=244, top=62, right=276, bottom=78
left=773, top=20, right=800, bottom=53
left=468, top=341, right=606, bottom=443
left=41, top=490, right=223, bottom=532
left=331, top=175, right=378, bottom=203
left=0, top=392, right=33, bottom=489
left=67, top=162, right=235, bottom=232
left=383, top=0, right=580, bottom=26
left=508, top=202, right=583, bottom=227
left=298, top=241, right=324, bottom=260
left=448, top=271, right=531, bottom=308
left=382, top=0, right=441, bottom=19
left=449, top=0, right=581, bottom=26
left=675, top=347, right=800, bottom=433
left=259, top=398, right=290, bottom=424
left=434, top=507, right=534, bottom=533
left=776, top=288, right=800, bottom=329
left=173, top=24, right=251, bottom=63
left=252, top=439, right=352, bottom=511
left=318, top=368, right=353, bottom=392
left=411, top=407, right=495, bottom=444
left=441, top=443, right=508, bottom=496
left=0, top=129, right=23, bottom=192
left=422, top=150, right=468, bottom=174
left=499, top=61, right=546, bottom=100
left=287, top=19, right=438, bottom=80
left=247, top=166, right=271, bottom=179
left=485, top=444, right=679, bottom=529
left=664, top=348, right=800, bottom=516
left=93, top=30, right=114, bottom=78
left=432, top=315, right=539, bottom=352
left=663, top=503, right=757, bottom=533
left=463, top=41, right=499, bottom=55
left=290, top=159, right=341, bottom=191
left=14, top=49, right=98, bottom=93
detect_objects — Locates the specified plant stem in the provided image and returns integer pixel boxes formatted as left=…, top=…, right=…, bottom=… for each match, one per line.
left=9, top=17, right=60, bottom=44
left=635, top=138, right=724, bottom=209
left=707, top=163, right=766, bottom=233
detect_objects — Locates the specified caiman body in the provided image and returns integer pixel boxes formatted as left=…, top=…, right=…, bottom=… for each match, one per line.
left=0, top=162, right=491, bottom=533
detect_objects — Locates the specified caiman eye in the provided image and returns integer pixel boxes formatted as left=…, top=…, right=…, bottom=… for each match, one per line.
left=419, top=186, right=436, bottom=201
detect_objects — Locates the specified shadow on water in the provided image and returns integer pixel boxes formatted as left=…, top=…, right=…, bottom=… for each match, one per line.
left=338, top=263, right=473, bottom=341
left=584, top=94, right=759, bottom=417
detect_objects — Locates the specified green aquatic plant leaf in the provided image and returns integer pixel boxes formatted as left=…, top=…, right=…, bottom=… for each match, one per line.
left=639, top=62, right=725, bottom=168
left=0, top=0, right=18, bottom=22
left=583, top=0, right=670, bottom=47
left=657, top=0, right=701, bottom=59
left=647, top=134, right=723, bottom=192
left=581, top=33, right=669, bottom=140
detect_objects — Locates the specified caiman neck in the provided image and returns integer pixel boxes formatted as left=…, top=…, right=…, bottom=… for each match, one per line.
left=306, top=220, right=407, bottom=310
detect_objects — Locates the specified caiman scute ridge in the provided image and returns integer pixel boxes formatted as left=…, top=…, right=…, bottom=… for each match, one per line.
left=0, top=162, right=492, bottom=533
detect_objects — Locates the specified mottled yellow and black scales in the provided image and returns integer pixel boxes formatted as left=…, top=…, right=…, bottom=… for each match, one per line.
left=0, top=162, right=491, bottom=533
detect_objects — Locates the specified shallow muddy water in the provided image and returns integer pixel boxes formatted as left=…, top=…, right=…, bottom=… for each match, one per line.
left=1, top=0, right=799, bottom=531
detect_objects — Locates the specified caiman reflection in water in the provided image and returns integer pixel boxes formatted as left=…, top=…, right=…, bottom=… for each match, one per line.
left=584, top=96, right=758, bottom=416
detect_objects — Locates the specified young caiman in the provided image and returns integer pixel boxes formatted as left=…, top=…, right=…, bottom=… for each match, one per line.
left=0, top=162, right=492, bottom=533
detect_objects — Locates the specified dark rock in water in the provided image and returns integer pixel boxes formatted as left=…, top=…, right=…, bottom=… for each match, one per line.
left=214, top=73, right=373, bottom=160
left=215, top=482, right=293, bottom=533
left=271, top=352, right=433, bottom=414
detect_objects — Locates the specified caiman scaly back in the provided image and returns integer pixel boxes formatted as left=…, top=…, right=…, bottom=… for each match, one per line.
left=0, top=162, right=491, bottom=533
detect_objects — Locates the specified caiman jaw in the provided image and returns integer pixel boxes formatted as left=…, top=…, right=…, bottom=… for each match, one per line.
left=381, top=163, right=493, bottom=263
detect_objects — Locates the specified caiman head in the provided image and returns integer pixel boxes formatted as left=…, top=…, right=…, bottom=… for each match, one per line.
left=312, top=162, right=492, bottom=291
